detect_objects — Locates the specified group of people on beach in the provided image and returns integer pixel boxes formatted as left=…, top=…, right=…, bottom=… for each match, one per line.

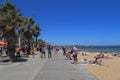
left=15, top=44, right=116, bottom=66
left=62, top=45, right=111, bottom=65
left=62, top=45, right=79, bottom=64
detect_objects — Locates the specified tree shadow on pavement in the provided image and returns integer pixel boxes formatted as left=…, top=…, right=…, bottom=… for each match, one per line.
left=14, top=58, right=28, bottom=62
left=0, top=58, right=28, bottom=65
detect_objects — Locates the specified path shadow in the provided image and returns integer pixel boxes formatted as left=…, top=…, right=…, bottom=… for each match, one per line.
left=0, top=56, right=10, bottom=63
left=14, top=58, right=28, bottom=62
left=70, top=62, right=74, bottom=64
left=0, top=57, right=28, bottom=65
left=70, top=62, right=80, bottom=64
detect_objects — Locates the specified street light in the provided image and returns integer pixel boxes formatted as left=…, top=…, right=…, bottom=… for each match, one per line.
left=15, top=28, right=22, bottom=48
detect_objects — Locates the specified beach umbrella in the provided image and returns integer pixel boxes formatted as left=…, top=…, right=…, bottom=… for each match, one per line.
left=0, top=41, right=7, bottom=45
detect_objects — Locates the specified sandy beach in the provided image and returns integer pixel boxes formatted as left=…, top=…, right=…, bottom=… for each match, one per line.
left=77, top=51, right=120, bottom=80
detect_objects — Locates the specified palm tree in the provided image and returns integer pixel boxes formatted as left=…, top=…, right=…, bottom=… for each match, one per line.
left=23, top=17, right=34, bottom=47
left=38, top=39, right=46, bottom=47
left=16, top=16, right=28, bottom=47
left=0, top=0, right=26, bottom=62
left=32, top=24, right=41, bottom=47
left=0, top=0, right=41, bottom=61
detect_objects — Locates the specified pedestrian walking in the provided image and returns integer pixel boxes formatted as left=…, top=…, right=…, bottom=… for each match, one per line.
left=62, top=46, right=66, bottom=55
left=48, top=45, right=52, bottom=58
left=41, top=46, right=46, bottom=58
left=39, top=46, right=42, bottom=58
left=15, top=45, right=21, bottom=59
left=32, top=46, right=35, bottom=58
left=72, top=45, right=78, bottom=64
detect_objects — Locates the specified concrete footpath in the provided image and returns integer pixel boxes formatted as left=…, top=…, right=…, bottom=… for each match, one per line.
left=34, top=51, right=98, bottom=80
left=0, top=51, right=98, bottom=80
left=0, top=52, right=48, bottom=80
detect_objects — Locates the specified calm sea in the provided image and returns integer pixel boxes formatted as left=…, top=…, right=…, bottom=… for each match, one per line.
left=61, top=46, right=120, bottom=53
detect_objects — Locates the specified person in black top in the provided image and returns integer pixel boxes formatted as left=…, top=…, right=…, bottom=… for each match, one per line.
left=62, top=46, right=66, bottom=55
left=48, top=45, right=52, bottom=58
left=39, top=46, right=43, bottom=58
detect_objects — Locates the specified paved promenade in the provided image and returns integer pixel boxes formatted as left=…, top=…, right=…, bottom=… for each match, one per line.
left=0, top=52, right=48, bottom=80
left=0, top=51, right=98, bottom=80
left=34, top=51, right=98, bottom=80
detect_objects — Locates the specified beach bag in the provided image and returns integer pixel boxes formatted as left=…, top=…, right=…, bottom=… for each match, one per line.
left=65, top=56, right=69, bottom=60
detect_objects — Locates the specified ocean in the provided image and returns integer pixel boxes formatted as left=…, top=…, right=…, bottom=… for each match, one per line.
left=60, top=46, right=120, bottom=53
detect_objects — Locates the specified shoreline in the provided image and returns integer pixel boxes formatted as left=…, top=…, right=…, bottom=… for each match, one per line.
left=79, top=50, right=120, bottom=53
left=63, top=46, right=120, bottom=53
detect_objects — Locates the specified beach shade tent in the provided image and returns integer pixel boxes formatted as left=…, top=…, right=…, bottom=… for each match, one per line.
left=0, top=41, right=7, bottom=45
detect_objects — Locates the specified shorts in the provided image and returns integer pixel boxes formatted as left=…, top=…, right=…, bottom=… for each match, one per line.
left=73, top=54, right=77, bottom=58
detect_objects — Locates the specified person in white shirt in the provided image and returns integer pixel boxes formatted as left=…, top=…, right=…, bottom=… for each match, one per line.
left=72, top=45, right=78, bottom=64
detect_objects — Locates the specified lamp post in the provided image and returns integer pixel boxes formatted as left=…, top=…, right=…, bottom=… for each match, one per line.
left=15, top=28, right=22, bottom=48
left=18, top=34, right=21, bottom=48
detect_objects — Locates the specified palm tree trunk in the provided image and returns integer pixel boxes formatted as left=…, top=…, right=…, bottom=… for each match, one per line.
left=7, top=39, right=15, bottom=62
left=7, top=29, right=16, bottom=62
left=35, top=36, right=38, bottom=47
left=28, top=38, right=30, bottom=47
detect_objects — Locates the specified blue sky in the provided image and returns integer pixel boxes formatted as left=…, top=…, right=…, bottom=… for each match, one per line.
left=1, top=0, right=120, bottom=45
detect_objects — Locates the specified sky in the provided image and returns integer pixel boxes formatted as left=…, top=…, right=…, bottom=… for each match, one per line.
left=1, top=0, right=120, bottom=45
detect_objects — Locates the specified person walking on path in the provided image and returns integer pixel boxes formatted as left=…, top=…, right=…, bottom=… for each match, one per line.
left=31, top=46, right=35, bottom=58
left=62, top=46, right=66, bottom=55
left=55, top=46, right=59, bottom=55
left=15, top=45, right=21, bottom=59
left=48, top=45, right=52, bottom=58
left=39, top=46, right=42, bottom=58
left=72, top=45, right=78, bottom=64
left=41, top=46, right=46, bottom=58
